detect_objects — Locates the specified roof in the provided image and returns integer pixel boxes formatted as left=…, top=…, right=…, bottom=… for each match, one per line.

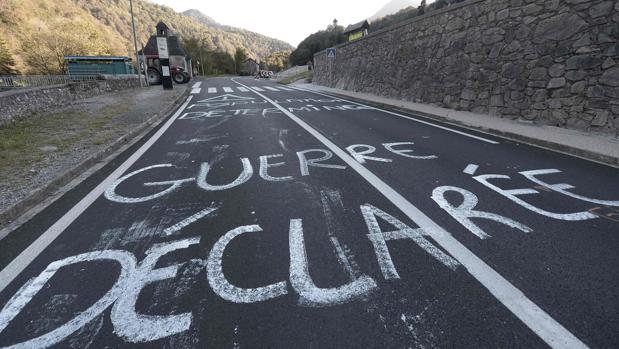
left=64, top=56, right=132, bottom=61
left=343, top=20, right=370, bottom=34
left=138, top=35, right=188, bottom=57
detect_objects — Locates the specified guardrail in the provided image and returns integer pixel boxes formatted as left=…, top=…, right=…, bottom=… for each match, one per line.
left=0, top=75, right=100, bottom=89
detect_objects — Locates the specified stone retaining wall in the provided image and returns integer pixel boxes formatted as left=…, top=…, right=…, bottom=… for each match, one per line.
left=314, top=0, right=619, bottom=135
left=0, top=75, right=141, bottom=126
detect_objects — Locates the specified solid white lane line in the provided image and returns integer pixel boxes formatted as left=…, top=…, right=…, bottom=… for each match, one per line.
left=237, top=87, right=249, bottom=92
left=289, top=86, right=499, bottom=145
left=192, top=82, right=202, bottom=88
left=223, top=87, right=233, bottom=92
left=191, top=88, right=201, bottom=94
left=264, top=86, right=279, bottom=91
left=231, top=78, right=586, bottom=349
left=0, top=96, right=194, bottom=293
left=207, top=87, right=217, bottom=93
left=251, top=86, right=265, bottom=91
left=463, top=164, right=479, bottom=175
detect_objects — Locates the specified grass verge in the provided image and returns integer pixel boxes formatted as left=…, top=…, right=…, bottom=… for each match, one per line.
left=278, top=70, right=313, bottom=85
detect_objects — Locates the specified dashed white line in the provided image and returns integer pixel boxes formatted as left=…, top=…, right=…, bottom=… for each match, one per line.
left=277, top=86, right=294, bottom=91
left=191, top=88, right=201, bottom=94
left=251, top=86, right=265, bottom=91
left=207, top=87, right=217, bottom=93
left=463, top=164, right=479, bottom=175
left=223, top=87, right=233, bottom=92
left=237, top=87, right=249, bottom=92
left=192, top=82, right=202, bottom=88
left=0, top=96, right=194, bottom=293
left=289, top=86, right=499, bottom=145
left=231, top=77, right=586, bottom=349
left=264, top=86, right=279, bottom=91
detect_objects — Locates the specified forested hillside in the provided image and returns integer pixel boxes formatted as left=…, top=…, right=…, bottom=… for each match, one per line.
left=0, top=0, right=293, bottom=74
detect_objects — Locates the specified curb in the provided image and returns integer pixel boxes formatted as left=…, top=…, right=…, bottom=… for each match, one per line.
left=321, top=91, right=619, bottom=168
left=0, top=86, right=190, bottom=233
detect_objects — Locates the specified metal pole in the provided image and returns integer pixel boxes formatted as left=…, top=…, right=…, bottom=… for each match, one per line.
left=129, top=0, right=143, bottom=87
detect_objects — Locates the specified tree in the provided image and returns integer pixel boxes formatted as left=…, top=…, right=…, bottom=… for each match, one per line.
left=233, top=47, right=248, bottom=75
left=289, top=21, right=346, bottom=66
left=263, top=50, right=291, bottom=72
left=21, top=18, right=112, bottom=74
left=0, top=34, right=18, bottom=75
left=418, top=0, right=427, bottom=15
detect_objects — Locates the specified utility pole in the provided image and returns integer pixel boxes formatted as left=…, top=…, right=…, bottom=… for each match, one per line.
left=129, top=0, right=143, bottom=87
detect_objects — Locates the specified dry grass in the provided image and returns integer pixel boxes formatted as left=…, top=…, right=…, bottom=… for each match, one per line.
left=0, top=103, right=128, bottom=183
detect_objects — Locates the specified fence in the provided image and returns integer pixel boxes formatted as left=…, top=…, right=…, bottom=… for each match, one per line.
left=0, top=75, right=100, bottom=89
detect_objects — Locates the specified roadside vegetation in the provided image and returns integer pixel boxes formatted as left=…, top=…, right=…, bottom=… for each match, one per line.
left=0, top=0, right=291, bottom=74
left=0, top=104, right=127, bottom=183
left=289, top=20, right=346, bottom=66
left=371, top=0, right=467, bottom=32
left=279, top=70, right=313, bottom=85
left=289, top=0, right=467, bottom=67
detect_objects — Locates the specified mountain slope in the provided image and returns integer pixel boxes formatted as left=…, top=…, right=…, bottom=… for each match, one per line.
left=183, top=9, right=293, bottom=59
left=369, top=0, right=420, bottom=21
left=0, top=0, right=292, bottom=73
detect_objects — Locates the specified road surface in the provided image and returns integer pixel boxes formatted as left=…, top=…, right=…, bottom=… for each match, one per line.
left=0, top=77, right=617, bottom=348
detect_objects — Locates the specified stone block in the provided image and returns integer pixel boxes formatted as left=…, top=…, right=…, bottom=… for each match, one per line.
left=566, top=55, right=602, bottom=70
left=570, top=81, right=587, bottom=94
left=529, top=67, right=548, bottom=80
left=591, top=110, right=609, bottom=126
left=482, top=28, right=505, bottom=45
left=533, top=13, right=587, bottom=42
left=587, top=85, right=605, bottom=98
left=547, top=77, right=567, bottom=89
left=589, top=1, right=613, bottom=18
left=599, top=67, right=619, bottom=86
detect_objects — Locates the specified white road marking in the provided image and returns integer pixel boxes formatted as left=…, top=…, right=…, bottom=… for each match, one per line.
left=110, top=238, right=199, bottom=342
left=207, top=225, right=288, bottom=303
left=0, top=250, right=136, bottom=348
left=520, top=169, right=619, bottom=206
left=236, top=87, right=249, bottom=92
left=289, top=86, right=499, bottom=145
left=263, top=86, right=279, bottom=91
left=231, top=78, right=587, bottom=349
left=163, top=206, right=219, bottom=236
left=250, top=86, right=265, bottom=91
left=207, top=87, right=217, bottom=93
left=192, top=82, right=202, bottom=88
left=289, top=219, right=378, bottom=306
left=277, top=86, right=294, bottom=91
left=0, top=96, right=194, bottom=293
left=191, top=88, right=201, bottom=94
left=223, top=87, right=233, bottom=92
left=463, top=164, right=479, bottom=175
left=329, top=237, right=356, bottom=280
left=431, top=186, right=532, bottom=240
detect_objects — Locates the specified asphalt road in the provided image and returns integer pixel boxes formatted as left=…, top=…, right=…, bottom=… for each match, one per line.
left=0, top=77, right=617, bottom=348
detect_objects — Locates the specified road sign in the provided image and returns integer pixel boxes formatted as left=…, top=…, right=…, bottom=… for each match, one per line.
left=326, top=48, right=336, bottom=59
left=156, top=37, right=169, bottom=59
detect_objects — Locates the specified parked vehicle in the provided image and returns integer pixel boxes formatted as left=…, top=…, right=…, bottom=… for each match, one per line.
left=144, top=58, right=190, bottom=85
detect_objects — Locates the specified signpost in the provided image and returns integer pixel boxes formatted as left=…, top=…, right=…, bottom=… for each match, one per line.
left=156, top=36, right=173, bottom=90
left=326, top=48, right=336, bottom=59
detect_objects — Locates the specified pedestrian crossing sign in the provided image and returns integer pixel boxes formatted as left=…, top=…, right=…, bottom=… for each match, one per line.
left=327, top=48, right=336, bottom=58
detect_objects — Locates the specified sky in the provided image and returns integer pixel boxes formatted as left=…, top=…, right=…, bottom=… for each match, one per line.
left=148, top=0, right=409, bottom=47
